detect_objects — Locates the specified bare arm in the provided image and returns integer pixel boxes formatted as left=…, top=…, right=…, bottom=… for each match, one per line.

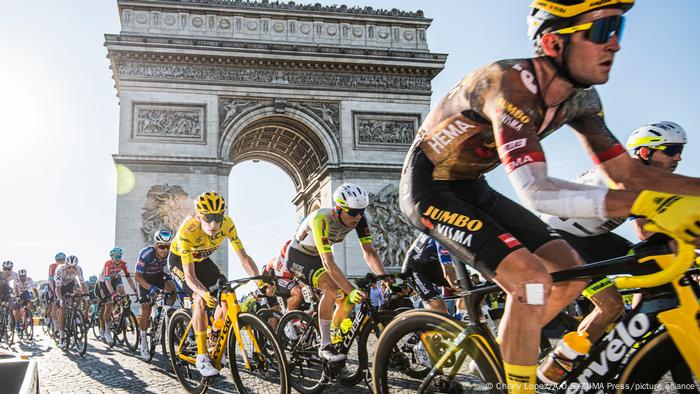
left=319, top=252, right=355, bottom=295
left=183, top=263, right=209, bottom=299
left=234, top=248, right=259, bottom=277
left=600, top=153, right=700, bottom=196
left=361, top=243, right=387, bottom=276
left=134, top=272, right=150, bottom=289
left=441, top=264, right=460, bottom=290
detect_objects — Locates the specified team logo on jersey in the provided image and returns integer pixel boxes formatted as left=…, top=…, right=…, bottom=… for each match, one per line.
left=422, top=206, right=483, bottom=231
left=497, top=138, right=527, bottom=158
left=498, top=233, right=521, bottom=249
left=497, top=98, right=531, bottom=124
left=425, top=118, right=477, bottom=154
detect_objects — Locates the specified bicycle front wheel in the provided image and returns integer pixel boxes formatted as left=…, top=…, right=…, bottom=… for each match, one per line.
left=276, top=310, right=324, bottom=394
left=228, top=312, right=289, bottom=394
left=71, top=313, right=88, bottom=356
left=372, top=310, right=504, bottom=394
left=24, top=312, right=34, bottom=341
left=122, top=311, right=139, bottom=352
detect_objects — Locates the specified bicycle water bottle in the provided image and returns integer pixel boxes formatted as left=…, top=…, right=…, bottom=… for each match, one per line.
left=537, top=331, right=591, bottom=385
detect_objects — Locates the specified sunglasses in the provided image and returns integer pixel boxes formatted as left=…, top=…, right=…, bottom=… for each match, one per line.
left=552, top=15, right=625, bottom=44
left=111, top=255, right=122, bottom=260
left=202, top=213, right=224, bottom=224
left=341, top=207, right=365, bottom=217
left=652, top=144, right=684, bottom=157
left=156, top=244, right=171, bottom=250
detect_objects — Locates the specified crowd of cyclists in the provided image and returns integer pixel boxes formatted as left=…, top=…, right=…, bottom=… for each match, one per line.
left=2, top=0, right=699, bottom=393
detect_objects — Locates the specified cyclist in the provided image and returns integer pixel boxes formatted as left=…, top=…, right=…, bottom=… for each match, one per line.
left=398, top=1, right=700, bottom=390
left=285, top=183, right=389, bottom=362
left=261, top=240, right=305, bottom=312
left=93, top=272, right=110, bottom=340
left=47, top=252, right=65, bottom=334
left=135, top=228, right=178, bottom=360
left=169, top=191, right=261, bottom=377
left=540, top=121, right=687, bottom=342
left=401, top=233, right=462, bottom=314
left=55, top=255, right=88, bottom=348
left=1, top=261, right=18, bottom=320
left=13, top=269, right=35, bottom=331
left=99, top=247, right=138, bottom=344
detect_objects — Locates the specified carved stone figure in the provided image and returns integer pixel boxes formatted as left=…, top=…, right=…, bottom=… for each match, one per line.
left=221, top=99, right=255, bottom=123
left=141, top=184, right=192, bottom=244
left=365, top=184, right=418, bottom=267
left=357, top=118, right=414, bottom=145
left=301, top=103, right=339, bottom=131
left=135, top=106, right=202, bottom=138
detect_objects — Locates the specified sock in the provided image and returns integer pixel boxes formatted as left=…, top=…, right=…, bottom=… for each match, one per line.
left=195, top=330, right=208, bottom=355
left=140, top=329, right=147, bottom=339
left=503, top=362, right=536, bottom=394
left=319, top=319, right=332, bottom=349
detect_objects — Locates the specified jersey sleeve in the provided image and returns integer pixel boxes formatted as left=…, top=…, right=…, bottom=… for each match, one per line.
left=121, top=261, right=131, bottom=278
left=435, top=242, right=453, bottom=266
left=225, top=217, right=244, bottom=252
left=177, top=232, right=195, bottom=265
left=355, top=217, right=373, bottom=245
left=48, top=264, right=57, bottom=281
left=567, top=89, right=626, bottom=165
left=136, top=248, right=150, bottom=274
left=76, top=267, right=85, bottom=284
left=310, top=212, right=332, bottom=254
left=55, top=267, right=64, bottom=287
left=102, top=261, right=112, bottom=280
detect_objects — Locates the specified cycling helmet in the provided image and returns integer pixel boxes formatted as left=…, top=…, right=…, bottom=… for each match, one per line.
left=154, top=228, right=174, bottom=244
left=110, top=247, right=123, bottom=258
left=65, top=255, right=79, bottom=266
left=55, top=252, right=66, bottom=261
left=18, top=269, right=27, bottom=276
left=333, top=183, right=370, bottom=209
left=88, top=275, right=98, bottom=283
left=527, top=0, right=635, bottom=41
left=195, top=191, right=226, bottom=214
left=2, top=260, right=13, bottom=269
left=626, top=121, right=687, bottom=151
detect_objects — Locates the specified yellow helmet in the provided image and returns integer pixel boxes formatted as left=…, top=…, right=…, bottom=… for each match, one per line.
left=194, top=191, right=226, bottom=214
left=528, top=0, right=634, bottom=40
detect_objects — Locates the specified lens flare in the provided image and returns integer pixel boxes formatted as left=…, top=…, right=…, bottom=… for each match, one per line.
left=115, top=164, right=135, bottom=195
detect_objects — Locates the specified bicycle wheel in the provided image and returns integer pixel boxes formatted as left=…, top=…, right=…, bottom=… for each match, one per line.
left=71, top=313, right=88, bottom=356
left=617, top=329, right=698, bottom=394
left=341, top=310, right=397, bottom=387
left=24, top=312, right=33, bottom=341
left=276, top=310, right=324, bottom=394
left=5, top=309, right=14, bottom=346
left=257, top=308, right=283, bottom=332
left=228, top=312, right=289, bottom=394
left=91, top=313, right=101, bottom=340
left=373, top=310, right=504, bottom=394
left=41, top=309, right=50, bottom=334
left=122, top=311, right=140, bottom=352
left=145, top=317, right=157, bottom=363
left=161, top=308, right=174, bottom=369
left=167, top=309, right=208, bottom=394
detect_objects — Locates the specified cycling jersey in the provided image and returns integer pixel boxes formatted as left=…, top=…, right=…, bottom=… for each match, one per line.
left=14, top=277, right=34, bottom=293
left=402, top=234, right=453, bottom=303
left=399, top=57, right=624, bottom=276
left=264, top=240, right=295, bottom=279
left=55, top=265, right=85, bottom=287
left=540, top=168, right=625, bottom=237
left=290, top=208, right=373, bottom=256
left=136, top=246, right=168, bottom=274
left=101, top=259, right=131, bottom=282
left=0, top=270, right=18, bottom=286
left=171, top=215, right=244, bottom=264
left=48, top=262, right=61, bottom=282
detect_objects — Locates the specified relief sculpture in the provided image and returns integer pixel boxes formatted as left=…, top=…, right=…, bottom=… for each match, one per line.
left=141, top=184, right=192, bottom=244
left=366, top=184, right=418, bottom=267
left=135, top=105, right=203, bottom=139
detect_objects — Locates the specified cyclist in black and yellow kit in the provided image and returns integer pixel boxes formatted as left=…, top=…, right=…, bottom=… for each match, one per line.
left=169, top=191, right=261, bottom=377
left=399, top=1, right=700, bottom=391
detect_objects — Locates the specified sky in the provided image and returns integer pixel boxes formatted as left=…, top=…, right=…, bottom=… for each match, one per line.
left=0, top=1, right=698, bottom=282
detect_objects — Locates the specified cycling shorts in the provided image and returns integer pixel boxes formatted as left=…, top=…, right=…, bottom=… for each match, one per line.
left=264, top=277, right=298, bottom=307
left=286, top=247, right=326, bottom=288
left=399, top=147, right=561, bottom=278
left=404, top=263, right=449, bottom=303
left=168, top=253, right=225, bottom=297
left=93, top=284, right=109, bottom=303
left=137, top=272, right=174, bottom=303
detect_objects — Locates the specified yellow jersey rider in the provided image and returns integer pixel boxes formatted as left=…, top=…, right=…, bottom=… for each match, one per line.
left=169, top=191, right=260, bottom=378
left=286, top=183, right=389, bottom=363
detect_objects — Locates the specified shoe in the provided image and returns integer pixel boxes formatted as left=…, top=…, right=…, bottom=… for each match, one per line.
left=59, top=338, right=66, bottom=348
left=140, top=339, right=150, bottom=361
left=319, top=345, right=346, bottom=363
left=195, top=354, right=220, bottom=377
left=103, top=329, right=113, bottom=343
left=330, top=325, right=343, bottom=345
left=283, top=323, right=299, bottom=341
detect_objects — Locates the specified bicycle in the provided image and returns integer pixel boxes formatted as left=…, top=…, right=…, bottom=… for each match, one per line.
left=0, top=296, right=15, bottom=346
left=372, top=233, right=700, bottom=393
left=105, top=294, right=139, bottom=351
left=14, top=297, right=35, bottom=341
left=276, top=272, right=420, bottom=394
left=59, top=294, right=89, bottom=356
left=167, top=275, right=289, bottom=394
left=143, top=289, right=184, bottom=365
left=88, top=299, right=104, bottom=340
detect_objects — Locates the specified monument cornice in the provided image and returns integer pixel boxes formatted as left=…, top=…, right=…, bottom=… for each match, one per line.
left=118, top=0, right=431, bottom=24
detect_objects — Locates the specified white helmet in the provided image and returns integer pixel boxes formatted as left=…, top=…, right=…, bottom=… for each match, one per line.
left=154, top=228, right=174, bottom=244
left=65, top=255, right=79, bottom=267
left=333, top=183, right=369, bottom=209
left=18, top=269, right=27, bottom=276
left=626, top=121, right=687, bottom=151
left=2, top=260, right=13, bottom=269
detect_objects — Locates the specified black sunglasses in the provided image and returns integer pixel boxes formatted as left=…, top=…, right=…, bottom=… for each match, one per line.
left=203, top=213, right=224, bottom=223
left=654, top=144, right=684, bottom=157
left=344, top=208, right=365, bottom=217
left=554, top=15, right=625, bottom=44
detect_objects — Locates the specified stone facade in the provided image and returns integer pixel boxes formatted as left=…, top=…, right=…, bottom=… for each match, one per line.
left=107, top=0, right=446, bottom=275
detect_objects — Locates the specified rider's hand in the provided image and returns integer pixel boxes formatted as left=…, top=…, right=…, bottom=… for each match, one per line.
left=631, top=191, right=700, bottom=244
left=148, top=285, right=159, bottom=298
left=348, top=288, right=366, bottom=304
left=202, top=291, right=217, bottom=308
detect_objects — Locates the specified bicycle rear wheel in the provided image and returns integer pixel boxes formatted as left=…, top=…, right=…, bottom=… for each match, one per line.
left=372, top=310, right=504, bottom=394
left=167, top=309, right=208, bottom=394
left=276, top=310, right=324, bottom=394
left=122, top=311, right=139, bottom=352
left=23, top=312, right=33, bottom=341
left=4, top=309, right=15, bottom=346
left=71, top=313, right=88, bottom=356
left=228, top=312, right=289, bottom=394
left=341, top=310, right=397, bottom=387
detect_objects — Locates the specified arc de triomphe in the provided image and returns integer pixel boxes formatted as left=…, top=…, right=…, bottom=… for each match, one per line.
left=105, top=0, right=446, bottom=275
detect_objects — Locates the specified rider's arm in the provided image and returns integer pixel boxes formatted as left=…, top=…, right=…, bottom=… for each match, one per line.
left=77, top=268, right=88, bottom=295
left=134, top=272, right=150, bottom=289
left=356, top=217, right=387, bottom=276
left=227, top=219, right=259, bottom=277
left=121, top=263, right=138, bottom=294
left=631, top=218, right=653, bottom=241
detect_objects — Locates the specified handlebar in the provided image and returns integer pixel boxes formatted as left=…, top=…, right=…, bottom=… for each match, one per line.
left=615, top=238, right=695, bottom=289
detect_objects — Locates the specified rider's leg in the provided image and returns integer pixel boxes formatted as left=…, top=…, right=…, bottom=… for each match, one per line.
left=286, top=285, right=303, bottom=311
left=331, top=291, right=353, bottom=328
left=191, top=293, right=209, bottom=354
left=317, top=273, right=340, bottom=350
left=577, top=284, right=624, bottom=342
left=164, top=281, right=176, bottom=306
left=425, top=298, right=449, bottom=314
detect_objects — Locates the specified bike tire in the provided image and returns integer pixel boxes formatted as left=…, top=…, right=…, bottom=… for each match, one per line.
left=228, top=312, right=289, bottom=394
left=24, top=313, right=34, bottom=341
left=617, top=329, right=698, bottom=394
left=123, top=311, right=140, bottom=352
left=41, top=310, right=50, bottom=334
left=5, top=308, right=14, bottom=346
left=257, top=308, right=283, bottom=332
left=167, top=309, right=208, bottom=394
left=161, top=308, right=174, bottom=370
left=145, top=317, right=157, bottom=363
left=276, top=310, right=324, bottom=394
left=372, top=310, right=504, bottom=394
left=71, top=313, right=88, bottom=356
left=340, top=310, right=397, bottom=387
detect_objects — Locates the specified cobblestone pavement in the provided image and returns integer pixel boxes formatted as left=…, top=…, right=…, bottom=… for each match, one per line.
left=3, top=329, right=373, bottom=394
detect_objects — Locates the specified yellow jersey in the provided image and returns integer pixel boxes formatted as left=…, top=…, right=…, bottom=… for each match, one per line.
left=171, top=214, right=244, bottom=265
